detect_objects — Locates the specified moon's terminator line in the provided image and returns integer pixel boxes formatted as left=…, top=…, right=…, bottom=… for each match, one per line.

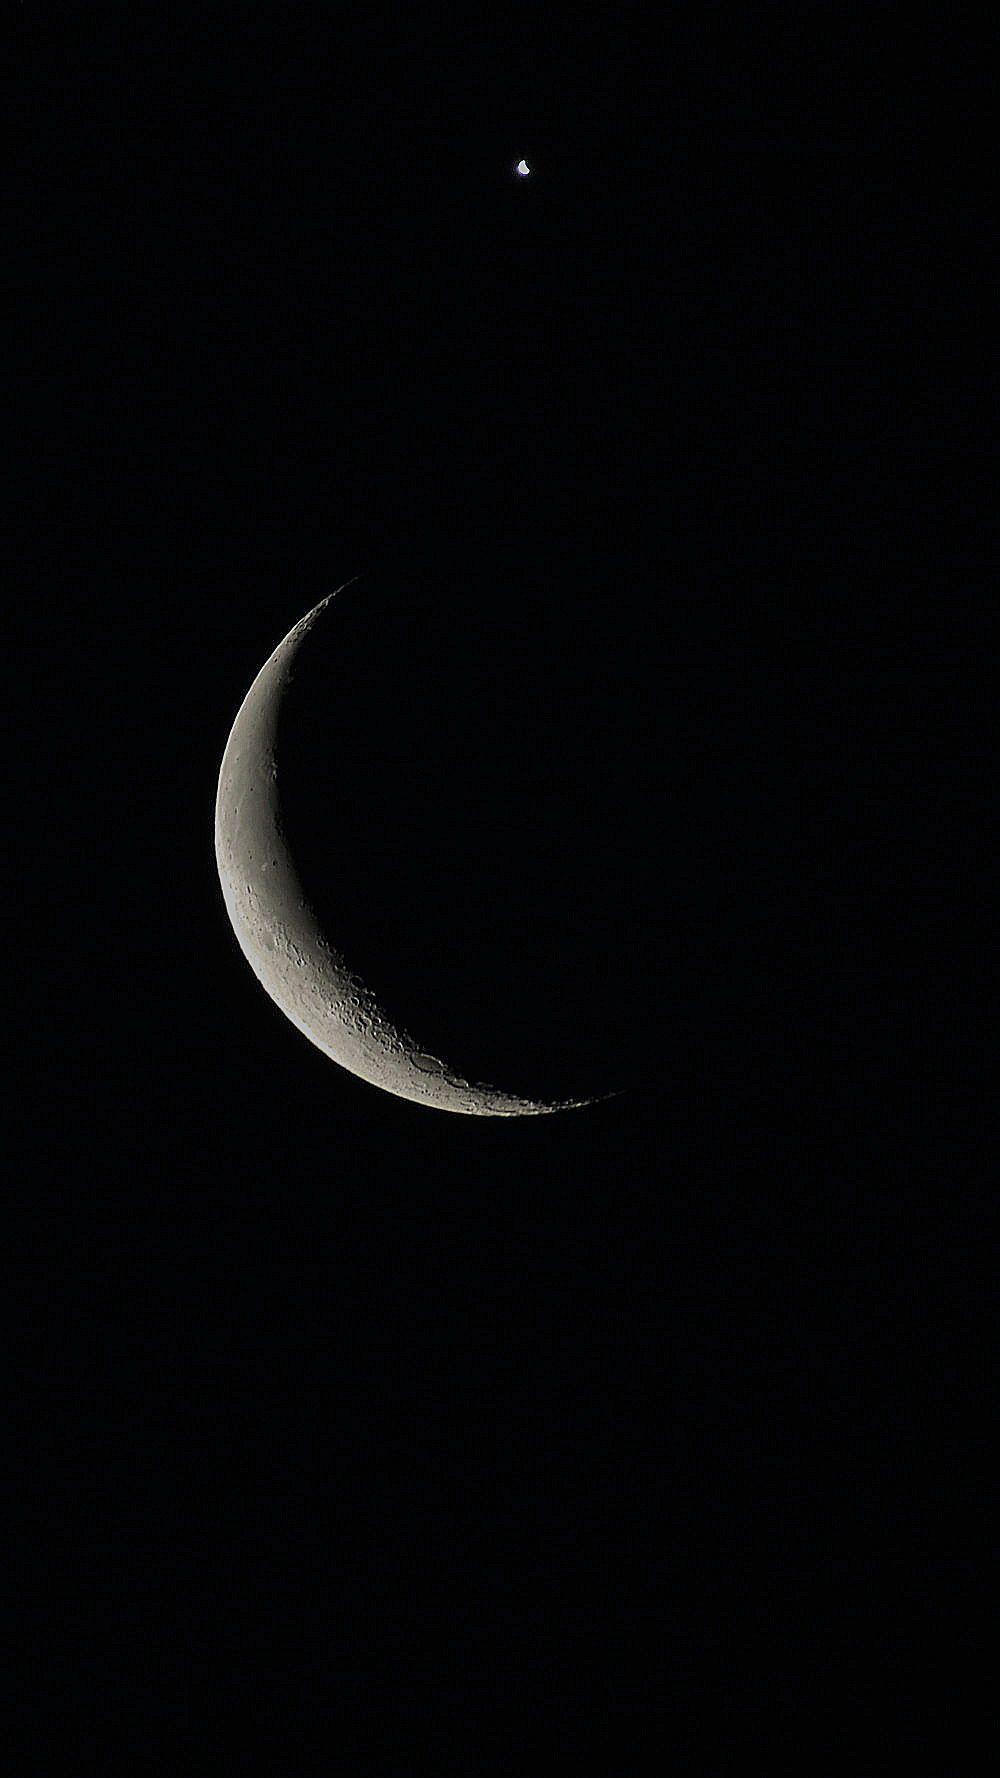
left=215, top=587, right=607, bottom=1116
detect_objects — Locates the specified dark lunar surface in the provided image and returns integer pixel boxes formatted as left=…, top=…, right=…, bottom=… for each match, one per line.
left=274, top=564, right=756, bottom=1105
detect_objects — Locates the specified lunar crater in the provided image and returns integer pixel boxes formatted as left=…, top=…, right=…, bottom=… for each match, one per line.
left=216, top=578, right=671, bottom=1112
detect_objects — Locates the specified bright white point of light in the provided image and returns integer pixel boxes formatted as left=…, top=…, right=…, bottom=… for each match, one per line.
left=515, top=159, right=531, bottom=177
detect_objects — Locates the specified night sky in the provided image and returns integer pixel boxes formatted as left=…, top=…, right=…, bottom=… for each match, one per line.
left=14, top=8, right=992, bottom=1760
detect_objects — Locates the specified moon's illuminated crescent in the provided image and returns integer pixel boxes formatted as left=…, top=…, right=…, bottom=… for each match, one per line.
left=214, top=588, right=603, bottom=1116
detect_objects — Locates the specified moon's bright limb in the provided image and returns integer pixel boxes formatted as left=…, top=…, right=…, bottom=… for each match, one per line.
left=515, top=159, right=531, bottom=177
left=214, top=588, right=605, bottom=1117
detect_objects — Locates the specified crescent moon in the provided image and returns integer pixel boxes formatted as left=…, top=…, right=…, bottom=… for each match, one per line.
left=214, top=587, right=606, bottom=1116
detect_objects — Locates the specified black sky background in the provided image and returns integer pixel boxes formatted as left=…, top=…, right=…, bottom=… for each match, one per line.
left=13, top=7, right=993, bottom=1760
